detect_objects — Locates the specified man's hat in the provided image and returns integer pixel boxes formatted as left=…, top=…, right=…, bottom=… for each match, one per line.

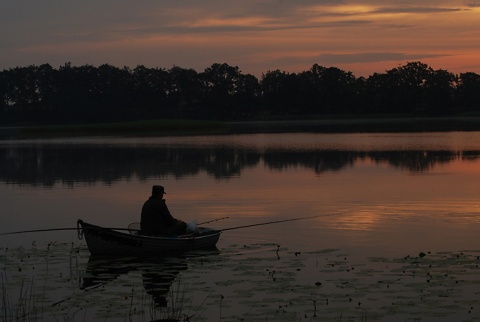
left=152, top=185, right=166, bottom=194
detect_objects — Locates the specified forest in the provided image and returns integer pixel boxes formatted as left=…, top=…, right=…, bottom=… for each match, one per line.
left=1, top=61, right=480, bottom=125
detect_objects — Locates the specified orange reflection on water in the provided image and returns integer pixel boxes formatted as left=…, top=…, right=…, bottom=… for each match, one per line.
left=3, top=133, right=480, bottom=256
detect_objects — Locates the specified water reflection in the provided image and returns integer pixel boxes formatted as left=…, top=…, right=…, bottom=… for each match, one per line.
left=2, top=139, right=480, bottom=186
left=81, top=254, right=197, bottom=307
left=2, top=133, right=480, bottom=256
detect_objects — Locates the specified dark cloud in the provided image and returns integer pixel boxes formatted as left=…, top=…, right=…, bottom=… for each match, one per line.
left=124, top=20, right=373, bottom=36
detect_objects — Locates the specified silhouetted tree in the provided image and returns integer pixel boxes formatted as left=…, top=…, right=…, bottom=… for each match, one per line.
left=55, top=63, right=95, bottom=122
left=93, top=64, right=135, bottom=121
left=233, top=72, right=260, bottom=118
left=362, top=62, right=452, bottom=115
left=363, top=72, right=391, bottom=113
left=1, top=60, right=479, bottom=126
left=35, top=64, right=58, bottom=122
left=421, top=68, right=456, bottom=115
left=260, top=70, right=299, bottom=115
left=457, top=72, right=480, bottom=113
left=131, top=65, right=171, bottom=119
left=0, top=68, right=10, bottom=124
left=386, top=62, right=433, bottom=113
left=313, top=65, right=357, bottom=114
left=168, top=66, right=203, bottom=118
left=201, top=63, right=253, bottom=119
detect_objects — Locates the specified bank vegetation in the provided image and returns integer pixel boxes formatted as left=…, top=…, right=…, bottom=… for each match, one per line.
left=1, top=61, right=480, bottom=128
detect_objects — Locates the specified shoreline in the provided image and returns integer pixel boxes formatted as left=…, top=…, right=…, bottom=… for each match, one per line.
left=228, top=116, right=480, bottom=134
left=2, top=116, right=480, bottom=140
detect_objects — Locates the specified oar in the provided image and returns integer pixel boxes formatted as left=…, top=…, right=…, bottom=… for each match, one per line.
left=219, top=215, right=323, bottom=232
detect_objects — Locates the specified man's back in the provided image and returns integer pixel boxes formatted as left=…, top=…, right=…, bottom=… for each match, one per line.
left=140, top=196, right=175, bottom=235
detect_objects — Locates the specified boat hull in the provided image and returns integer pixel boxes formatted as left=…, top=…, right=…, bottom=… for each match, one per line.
left=77, top=219, right=221, bottom=256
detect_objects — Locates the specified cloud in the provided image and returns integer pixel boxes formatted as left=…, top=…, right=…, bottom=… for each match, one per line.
left=372, top=6, right=465, bottom=14
left=264, top=52, right=448, bottom=69
left=119, top=19, right=373, bottom=36
left=317, top=53, right=447, bottom=64
left=0, top=0, right=479, bottom=77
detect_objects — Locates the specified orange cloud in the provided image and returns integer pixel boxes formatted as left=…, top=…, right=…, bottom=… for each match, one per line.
left=1, top=1, right=479, bottom=77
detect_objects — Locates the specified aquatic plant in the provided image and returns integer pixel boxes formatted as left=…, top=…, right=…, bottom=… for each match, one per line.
left=4, top=239, right=480, bottom=321
left=1, top=241, right=208, bottom=322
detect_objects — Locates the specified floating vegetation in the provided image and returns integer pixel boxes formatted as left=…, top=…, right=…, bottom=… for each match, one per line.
left=2, top=242, right=480, bottom=321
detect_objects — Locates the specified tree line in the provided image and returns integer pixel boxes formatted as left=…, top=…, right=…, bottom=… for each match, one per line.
left=1, top=61, right=480, bottom=125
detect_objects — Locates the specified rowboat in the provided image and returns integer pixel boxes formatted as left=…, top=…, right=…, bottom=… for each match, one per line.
left=77, top=219, right=221, bottom=256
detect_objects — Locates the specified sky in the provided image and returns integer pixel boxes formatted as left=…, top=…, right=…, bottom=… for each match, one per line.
left=1, top=0, right=479, bottom=78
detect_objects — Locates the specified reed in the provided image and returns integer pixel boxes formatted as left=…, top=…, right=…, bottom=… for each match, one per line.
left=1, top=242, right=201, bottom=322
left=1, top=259, right=39, bottom=321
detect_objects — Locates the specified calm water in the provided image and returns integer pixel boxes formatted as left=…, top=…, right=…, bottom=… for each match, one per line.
left=2, top=132, right=480, bottom=321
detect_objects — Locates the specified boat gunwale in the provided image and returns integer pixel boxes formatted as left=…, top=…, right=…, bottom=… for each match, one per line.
left=78, top=219, right=221, bottom=241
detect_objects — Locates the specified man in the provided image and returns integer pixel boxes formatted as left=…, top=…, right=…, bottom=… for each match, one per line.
left=140, top=185, right=187, bottom=236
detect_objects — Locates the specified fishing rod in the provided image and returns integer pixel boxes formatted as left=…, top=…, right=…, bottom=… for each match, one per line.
left=198, top=216, right=229, bottom=225
left=0, top=227, right=134, bottom=236
left=219, top=214, right=323, bottom=232
left=0, top=216, right=232, bottom=236
left=0, top=215, right=322, bottom=236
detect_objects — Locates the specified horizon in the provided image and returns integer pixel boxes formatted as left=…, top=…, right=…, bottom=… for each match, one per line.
left=2, top=60, right=477, bottom=79
left=1, top=1, right=479, bottom=78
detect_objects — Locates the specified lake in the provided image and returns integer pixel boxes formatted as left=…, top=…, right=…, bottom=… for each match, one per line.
left=2, top=132, right=480, bottom=321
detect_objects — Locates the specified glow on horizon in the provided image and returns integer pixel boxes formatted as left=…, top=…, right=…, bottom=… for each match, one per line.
left=1, top=1, right=479, bottom=77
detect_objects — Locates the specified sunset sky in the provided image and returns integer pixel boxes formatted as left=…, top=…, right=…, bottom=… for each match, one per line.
left=1, top=0, right=479, bottom=78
